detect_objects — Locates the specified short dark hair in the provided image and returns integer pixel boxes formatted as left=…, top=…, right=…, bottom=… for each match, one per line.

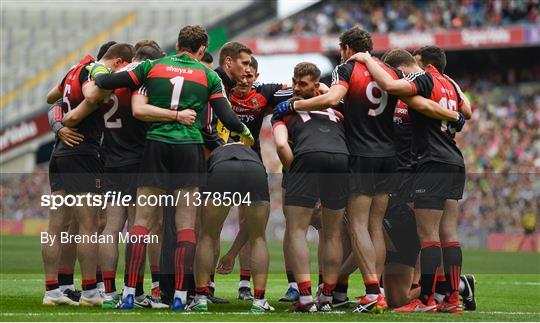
left=177, top=25, right=208, bottom=53
left=339, top=27, right=373, bottom=53
left=201, top=51, right=213, bottom=64
left=382, top=49, right=416, bottom=68
left=412, top=46, right=447, bottom=73
left=102, top=43, right=135, bottom=62
left=97, top=41, right=117, bottom=60
left=134, top=45, right=164, bottom=61
left=219, top=41, right=252, bottom=66
left=294, top=62, right=321, bottom=81
left=134, top=39, right=162, bottom=52
left=249, top=56, right=258, bottom=71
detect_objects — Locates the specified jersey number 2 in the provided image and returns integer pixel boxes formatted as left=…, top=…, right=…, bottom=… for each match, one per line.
left=104, top=95, right=121, bottom=128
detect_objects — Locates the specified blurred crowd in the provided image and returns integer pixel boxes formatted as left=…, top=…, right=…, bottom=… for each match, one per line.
left=266, top=0, right=539, bottom=37
left=1, top=83, right=538, bottom=247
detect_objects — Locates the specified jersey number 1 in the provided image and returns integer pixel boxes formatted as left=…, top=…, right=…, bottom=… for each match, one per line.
left=170, top=76, right=185, bottom=110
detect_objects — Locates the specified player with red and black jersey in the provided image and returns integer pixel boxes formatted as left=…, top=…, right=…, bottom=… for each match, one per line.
left=272, top=62, right=349, bottom=313
left=78, top=43, right=168, bottom=309
left=229, top=57, right=291, bottom=157
left=42, top=43, right=134, bottom=307
left=274, top=28, right=461, bottom=314
left=353, top=46, right=472, bottom=313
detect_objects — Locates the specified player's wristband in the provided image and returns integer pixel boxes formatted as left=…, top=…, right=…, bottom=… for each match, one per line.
left=290, top=100, right=296, bottom=113
left=52, top=122, right=63, bottom=135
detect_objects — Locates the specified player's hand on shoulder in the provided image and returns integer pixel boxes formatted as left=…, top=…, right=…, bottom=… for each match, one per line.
left=346, top=51, right=371, bottom=63
left=86, top=62, right=111, bottom=79
left=58, top=127, right=84, bottom=147
left=176, top=109, right=197, bottom=125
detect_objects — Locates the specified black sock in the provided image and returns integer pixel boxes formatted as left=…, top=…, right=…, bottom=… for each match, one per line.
left=443, top=242, right=463, bottom=296
left=286, top=270, right=295, bottom=284
left=419, top=241, right=442, bottom=304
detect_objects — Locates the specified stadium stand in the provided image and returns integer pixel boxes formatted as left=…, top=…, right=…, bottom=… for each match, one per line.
left=265, top=0, right=539, bottom=36
left=0, top=1, right=250, bottom=126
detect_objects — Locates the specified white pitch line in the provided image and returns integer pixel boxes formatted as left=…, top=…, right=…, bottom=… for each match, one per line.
left=477, top=311, right=539, bottom=316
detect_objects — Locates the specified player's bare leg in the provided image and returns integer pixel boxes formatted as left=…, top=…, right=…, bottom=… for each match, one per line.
left=42, top=192, right=77, bottom=306
left=242, top=202, right=271, bottom=312
left=284, top=205, right=314, bottom=307
left=369, top=193, right=388, bottom=278
left=58, top=218, right=78, bottom=300
left=395, top=207, right=442, bottom=312
left=99, top=204, right=127, bottom=307
left=238, top=209, right=253, bottom=300
left=383, top=262, right=415, bottom=308
left=317, top=207, right=345, bottom=309
left=194, top=204, right=230, bottom=311
left=73, top=197, right=101, bottom=306
left=438, top=199, right=463, bottom=313
left=347, top=194, right=381, bottom=298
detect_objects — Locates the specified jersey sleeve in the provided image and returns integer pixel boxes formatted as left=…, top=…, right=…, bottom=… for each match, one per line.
left=271, top=112, right=285, bottom=129
left=207, top=70, right=227, bottom=100
left=405, top=72, right=434, bottom=98
left=331, top=61, right=354, bottom=89
left=129, top=59, right=153, bottom=86
left=269, top=86, right=294, bottom=108
left=79, top=67, right=90, bottom=87
left=444, top=75, right=463, bottom=107
left=57, top=73, right=68, bottom=92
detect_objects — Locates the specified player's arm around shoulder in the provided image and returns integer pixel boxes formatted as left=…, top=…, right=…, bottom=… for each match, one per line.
left=401, top=95, right=459, bottom=121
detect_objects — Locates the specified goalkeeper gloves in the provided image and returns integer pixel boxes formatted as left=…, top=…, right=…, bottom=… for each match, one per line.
left=85, top=62, right=112, bottom=79
left=231, top=124, right=255, bottom=147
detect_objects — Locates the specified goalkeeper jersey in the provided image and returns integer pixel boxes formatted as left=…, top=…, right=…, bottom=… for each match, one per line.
left=129, top=53, right=226, bottom=144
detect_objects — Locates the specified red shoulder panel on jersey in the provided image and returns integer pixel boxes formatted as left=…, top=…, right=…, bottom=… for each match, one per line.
left=147, top=64, right=208, bottom=87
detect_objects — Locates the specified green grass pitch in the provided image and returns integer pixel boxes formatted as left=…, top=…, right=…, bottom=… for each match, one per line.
left=1, top=235, right=539, bottom=321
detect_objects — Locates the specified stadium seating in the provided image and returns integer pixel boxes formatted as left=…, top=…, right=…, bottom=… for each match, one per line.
left=264, top=0, right=539, bottom=37
left=1, top=2, right=250, bottom=126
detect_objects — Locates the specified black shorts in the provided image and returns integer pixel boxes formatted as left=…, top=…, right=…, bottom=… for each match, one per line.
left=412, top=162, right=465, bottom=209
left=285, top=152, right=349, bottom=210
left=138, top=140, right=206, bottom=190
left=104, top=163, right=140, bottom=198
left=384, top=203, right=420, bottom=268
left=395, top=171, right=414, bottom=204
left=205, top=159, right=269, bottom=203
left=49, top=154, right=103, bottom=194
left=349, top=156, right=397, bottom=195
